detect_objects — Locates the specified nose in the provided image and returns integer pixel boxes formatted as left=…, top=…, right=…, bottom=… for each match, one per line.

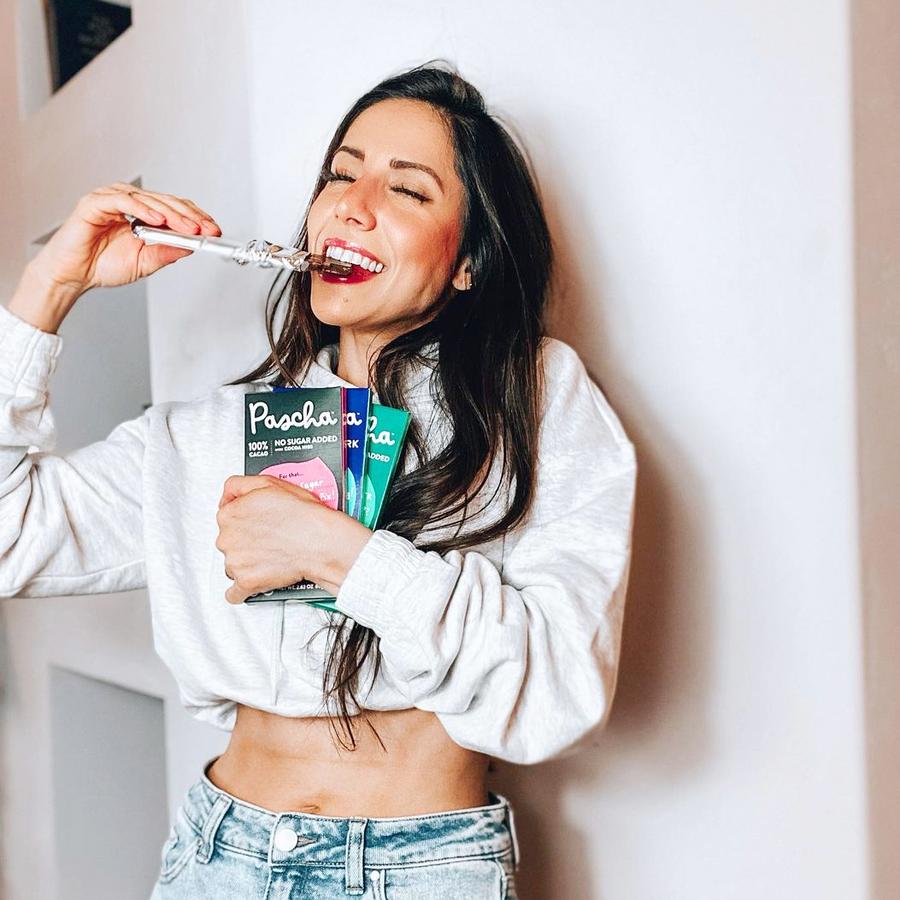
left=333, top=177, right=376, bottom=230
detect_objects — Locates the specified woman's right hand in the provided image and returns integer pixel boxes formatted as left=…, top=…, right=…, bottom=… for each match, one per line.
left=28, top=182, right=222, bottom=299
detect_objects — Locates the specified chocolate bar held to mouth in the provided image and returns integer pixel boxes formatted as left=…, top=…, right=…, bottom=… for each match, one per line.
left=126, top=215, right=353, bottom=276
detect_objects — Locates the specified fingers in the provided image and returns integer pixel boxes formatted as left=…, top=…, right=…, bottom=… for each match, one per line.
left=133, top=190, right=221, bottom=236
left=157, top=192, right=221, bottom=235
left=218, top=547, right=246, bottom=603
left=95, top=183, right=221, bottom=236
left=218, top=474, right=280, bottom=509
left=222, top=564, right=254, bottom=604
left=140, top=244, right=196, bottom=269
left=78, top=189, right=170, bottom=230
left=225, top=583, right=250, bottom=604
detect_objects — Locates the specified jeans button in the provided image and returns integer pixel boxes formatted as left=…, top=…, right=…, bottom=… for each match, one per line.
left=274, top=826, right=299, bottom=852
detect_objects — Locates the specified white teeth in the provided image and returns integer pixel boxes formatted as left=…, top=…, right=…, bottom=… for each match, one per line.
left=324, top=244, right=384, bottom=273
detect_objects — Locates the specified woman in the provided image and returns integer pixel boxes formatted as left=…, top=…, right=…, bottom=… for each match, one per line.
left=0, top=62, right=637, bottom=898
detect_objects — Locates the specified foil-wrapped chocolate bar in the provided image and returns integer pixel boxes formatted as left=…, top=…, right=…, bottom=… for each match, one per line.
left=125, top=214, right=353, bottom=276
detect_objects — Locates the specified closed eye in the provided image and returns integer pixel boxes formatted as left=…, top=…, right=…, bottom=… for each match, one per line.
left=323, top=169, right=430, bottom=204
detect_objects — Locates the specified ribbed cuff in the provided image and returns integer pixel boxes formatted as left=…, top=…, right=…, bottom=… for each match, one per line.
left=0, top=302, right=64, bottom=391
left=335, top=528, right=458, bottom=636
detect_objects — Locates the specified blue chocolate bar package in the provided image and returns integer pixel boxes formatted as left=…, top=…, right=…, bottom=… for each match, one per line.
left=342, top=387, right=371, bottom=519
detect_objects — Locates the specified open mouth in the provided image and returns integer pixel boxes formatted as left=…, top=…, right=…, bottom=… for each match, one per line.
left=324, top=243, right=384, bottom=273
left=319, top=238, right=386, bottom=284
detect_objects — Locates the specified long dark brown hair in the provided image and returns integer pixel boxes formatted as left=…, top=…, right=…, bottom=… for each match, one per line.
left=226, top=60, right=553, bottom=752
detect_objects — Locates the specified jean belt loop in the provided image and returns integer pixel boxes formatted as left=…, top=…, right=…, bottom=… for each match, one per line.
left=344, top=817, right=368, bottom=895
left=196, top=794, right=232, bottom=865
left=505, top=801, right=521, bottom=871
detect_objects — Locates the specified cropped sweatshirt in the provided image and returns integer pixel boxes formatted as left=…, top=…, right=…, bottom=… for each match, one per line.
left=0, top=300, right=637, bottom=765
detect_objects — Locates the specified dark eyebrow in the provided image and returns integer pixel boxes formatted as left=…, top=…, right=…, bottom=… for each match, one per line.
left=332, top=145, right=445, bottom=194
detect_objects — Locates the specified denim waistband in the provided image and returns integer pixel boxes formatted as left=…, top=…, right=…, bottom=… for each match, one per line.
left=182, top=756, right=520, bottom=886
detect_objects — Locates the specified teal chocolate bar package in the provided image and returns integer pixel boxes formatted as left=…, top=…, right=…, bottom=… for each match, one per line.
left=359, top=403, right=412, bottom=529
left=307, top=402, right=411, bottom=614
left=242, top=386, right=345, bottom=602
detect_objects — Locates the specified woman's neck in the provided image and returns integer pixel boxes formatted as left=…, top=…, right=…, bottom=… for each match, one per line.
left=336, top=330, right=385, bottom=387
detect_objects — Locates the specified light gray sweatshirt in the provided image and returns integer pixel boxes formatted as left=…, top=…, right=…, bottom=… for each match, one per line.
left=0, top=300, right=637, bottom=765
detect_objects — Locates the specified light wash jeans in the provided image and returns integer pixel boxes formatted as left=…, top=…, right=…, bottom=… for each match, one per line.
left=150, top=757, right=520, bottom=899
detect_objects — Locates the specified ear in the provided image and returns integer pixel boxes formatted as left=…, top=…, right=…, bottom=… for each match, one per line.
left=451, top=258, right=474, bottom=292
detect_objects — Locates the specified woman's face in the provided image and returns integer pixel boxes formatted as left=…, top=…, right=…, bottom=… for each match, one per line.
left=307, top=98, right=470, bottom=341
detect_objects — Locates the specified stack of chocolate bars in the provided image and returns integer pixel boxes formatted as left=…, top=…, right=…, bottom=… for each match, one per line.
left=242, top=385, right=410, bottom=609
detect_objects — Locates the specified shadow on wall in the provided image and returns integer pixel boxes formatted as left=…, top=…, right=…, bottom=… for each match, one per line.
left=486, top=176, right=714, bottom=900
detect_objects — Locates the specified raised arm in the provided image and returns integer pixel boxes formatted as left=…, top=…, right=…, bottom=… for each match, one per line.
left=1, top=184, right=221, bottom=598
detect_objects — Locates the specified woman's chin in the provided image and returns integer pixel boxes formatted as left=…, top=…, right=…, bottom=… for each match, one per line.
left=310, top=296, right=364, bottom=328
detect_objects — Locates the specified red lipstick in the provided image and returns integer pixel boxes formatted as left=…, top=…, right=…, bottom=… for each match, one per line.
left=319, top=237, right=385, bottom=285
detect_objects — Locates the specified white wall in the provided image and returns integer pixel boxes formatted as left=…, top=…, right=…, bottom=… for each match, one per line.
left=0, top=0, right=889, bottom=898
left=1, top=3, right=263, bottom=898
left=242, top=3, right=869, bottom=898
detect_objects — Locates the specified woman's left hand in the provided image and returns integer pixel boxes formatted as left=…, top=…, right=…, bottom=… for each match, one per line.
left=214, top=474, right=371, bottom=604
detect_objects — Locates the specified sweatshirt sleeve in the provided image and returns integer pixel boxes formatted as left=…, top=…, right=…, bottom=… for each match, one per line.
left=0, top=302, right=149, bottom=599
left=335, top=340, right=638, bottom=765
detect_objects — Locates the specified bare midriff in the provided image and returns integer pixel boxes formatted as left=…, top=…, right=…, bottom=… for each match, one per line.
left=205, top=703, right=492, bottom=817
